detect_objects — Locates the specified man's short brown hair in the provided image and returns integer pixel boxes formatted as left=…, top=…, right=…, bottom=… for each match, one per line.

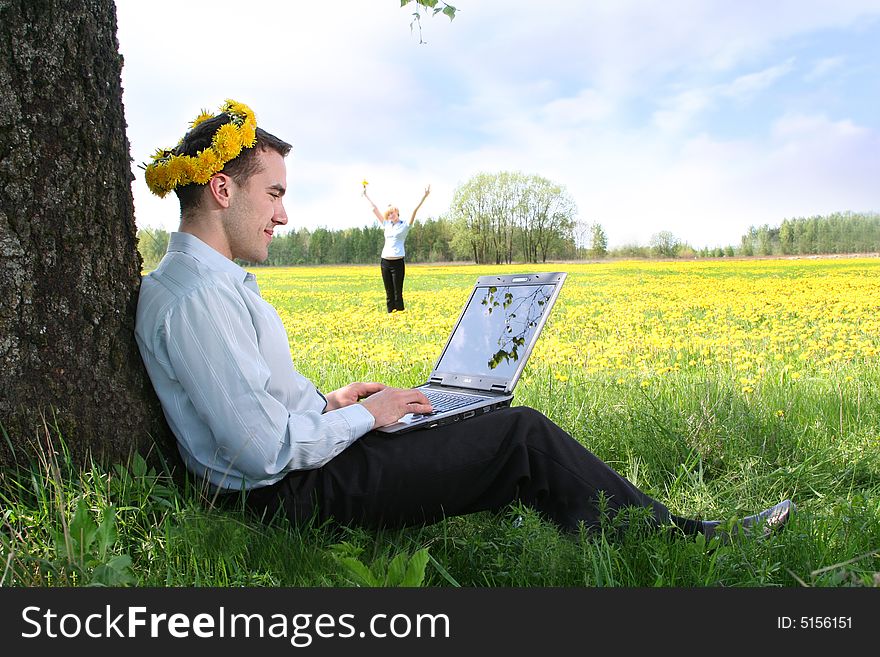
left=173, top=114, right=292, bottom=214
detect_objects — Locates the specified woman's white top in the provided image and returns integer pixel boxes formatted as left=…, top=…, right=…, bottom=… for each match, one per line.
left=381, top=220, right=411, bottom=259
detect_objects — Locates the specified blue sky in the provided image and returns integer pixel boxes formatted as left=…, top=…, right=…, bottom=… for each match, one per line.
left=115, top=0, right=880, bottom=249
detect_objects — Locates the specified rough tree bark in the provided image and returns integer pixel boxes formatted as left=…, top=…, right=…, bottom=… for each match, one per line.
left=0, top=0, right=171, bottom=468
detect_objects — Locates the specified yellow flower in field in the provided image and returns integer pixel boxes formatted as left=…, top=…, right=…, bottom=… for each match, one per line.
left=248, top=258, right=880, bottom=390
left=554, top=373, right=569, bottom=382
left=775, top=410, right=785, bottom=418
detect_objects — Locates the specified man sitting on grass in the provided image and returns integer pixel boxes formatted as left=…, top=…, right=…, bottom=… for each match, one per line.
left=134, top=99, right=793, bottom=542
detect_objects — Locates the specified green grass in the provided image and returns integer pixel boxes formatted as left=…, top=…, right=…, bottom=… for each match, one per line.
left=2, top=367, right=878, bottom=588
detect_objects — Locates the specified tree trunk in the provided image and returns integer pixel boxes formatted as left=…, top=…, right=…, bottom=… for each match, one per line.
left=0, top=0, right=171, bottom=468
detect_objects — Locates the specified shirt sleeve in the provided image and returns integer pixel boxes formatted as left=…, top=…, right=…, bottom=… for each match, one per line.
left=163, top=283, right=374, bottom=482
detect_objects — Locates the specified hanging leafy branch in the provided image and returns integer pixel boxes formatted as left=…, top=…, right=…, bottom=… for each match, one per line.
left=401, top=0, right=458, bottom=44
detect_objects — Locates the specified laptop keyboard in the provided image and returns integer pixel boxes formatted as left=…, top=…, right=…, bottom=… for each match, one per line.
left=421, top=389, right=488, bottom=414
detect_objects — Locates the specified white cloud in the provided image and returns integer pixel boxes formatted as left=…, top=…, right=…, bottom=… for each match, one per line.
left=538, top=88, right=615, bottom=127
left=652, top=59, right=796, bottom=134
left=722, top=59, right=796, bottom=100
left=804, top=56, right=846, bottom=81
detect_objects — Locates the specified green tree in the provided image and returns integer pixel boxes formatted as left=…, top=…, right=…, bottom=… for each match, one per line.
left=588, top=223, right=608, bottom=258
left=649, top=231, right=682, bottom=258
left=449, top=171, right=577, bottom=264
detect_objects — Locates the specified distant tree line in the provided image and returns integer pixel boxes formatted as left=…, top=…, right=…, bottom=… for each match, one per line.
left=137, top=207, right=879, bottom=269
left=137, top=216, right=578, bottom=269
left=739, top=212, right=880, bottom=256
left=263, top=219, right=460, bottom=265
left=601, top=212, right=880, bottom=260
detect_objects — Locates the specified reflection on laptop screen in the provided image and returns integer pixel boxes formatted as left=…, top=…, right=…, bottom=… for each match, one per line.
left=434, top=283, right=556, bottom=379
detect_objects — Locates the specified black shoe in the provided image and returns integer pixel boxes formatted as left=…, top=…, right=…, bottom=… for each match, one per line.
left=702, top=499, right=795, bottom=543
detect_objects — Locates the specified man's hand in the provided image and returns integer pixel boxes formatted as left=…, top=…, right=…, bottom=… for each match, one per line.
left=324, top=382, right=386, bottom=411
left=360, top=387, right=433, bottom=428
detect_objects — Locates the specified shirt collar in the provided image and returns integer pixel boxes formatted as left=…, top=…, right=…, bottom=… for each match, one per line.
left=167, top=231, right=250, bottom=282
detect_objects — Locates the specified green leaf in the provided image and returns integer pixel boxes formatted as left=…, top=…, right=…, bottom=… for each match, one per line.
left=131, top=452, right=148, bottom=478
left=69, top=499, right=98, bottom=559
left=338, top=557, right=380, bottom=587
left=442, top=5, right=456, bottom=20
left=90, top=554, right=136, bottom=587
left=95, top=506, right=118, bottom=560
left=400, top=549, right=430, bottom=587
left=400, top=0, right=412, bottom=7
left=385, top=552, right=410, bottom=586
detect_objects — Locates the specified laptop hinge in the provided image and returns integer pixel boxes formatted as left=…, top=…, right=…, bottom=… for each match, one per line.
left=490, top=384, right=508, bottom=393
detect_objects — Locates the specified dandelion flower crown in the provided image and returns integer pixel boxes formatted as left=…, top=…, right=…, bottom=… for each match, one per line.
left=142, top=99, right=258, bottom=198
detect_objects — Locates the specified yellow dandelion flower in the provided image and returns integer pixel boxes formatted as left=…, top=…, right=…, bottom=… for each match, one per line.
left=212, top=123, right=243, bottom=160
left=188, top=149, right=219, bottom=184
left=222, top=99, right=252, bottom=119
left=239, top=122, right=256, bottom=148
left=190, top=110, right=214, bottom=129
left=144, top=164, right=169, bottom=197
left=165, top=156, right=190, bottom=189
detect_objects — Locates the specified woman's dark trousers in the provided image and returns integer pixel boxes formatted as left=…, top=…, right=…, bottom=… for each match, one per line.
left=380, top=257, right=406, bottom=312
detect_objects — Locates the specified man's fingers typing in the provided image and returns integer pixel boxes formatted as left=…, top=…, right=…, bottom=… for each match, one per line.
left=360, top=387, right=433, bottom=427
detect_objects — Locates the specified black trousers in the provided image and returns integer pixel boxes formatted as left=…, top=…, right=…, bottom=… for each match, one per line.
left=380, top=257, right=406, bottom=312
left=245, top=407, right=702, bottom=535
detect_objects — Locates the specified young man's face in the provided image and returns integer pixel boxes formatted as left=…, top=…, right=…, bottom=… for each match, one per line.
left=222, top=148, right=288, bottom=263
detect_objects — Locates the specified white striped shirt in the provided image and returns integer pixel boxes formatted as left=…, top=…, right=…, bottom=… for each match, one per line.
left=134, top=232, right=375, bottom=491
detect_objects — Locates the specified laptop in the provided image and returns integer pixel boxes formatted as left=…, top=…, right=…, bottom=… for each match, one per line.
left=376, top=271, right=567, bottom=434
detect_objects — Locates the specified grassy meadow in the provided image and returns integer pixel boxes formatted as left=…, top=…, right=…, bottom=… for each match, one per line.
left=3, top=257, right=879, bottom=587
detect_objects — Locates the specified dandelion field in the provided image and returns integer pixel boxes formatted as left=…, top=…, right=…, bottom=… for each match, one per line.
left=3, top=257, right=879, bottom=587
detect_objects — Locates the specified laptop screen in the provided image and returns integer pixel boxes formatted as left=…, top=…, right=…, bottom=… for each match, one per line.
left=433, top=282, right=557, bottom=381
